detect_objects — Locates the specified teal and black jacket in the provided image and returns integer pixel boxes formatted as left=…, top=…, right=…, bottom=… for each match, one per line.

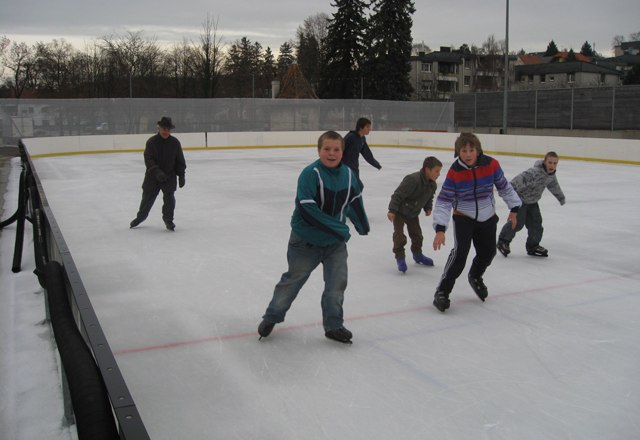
left=291, top=159, right=370, bottom=246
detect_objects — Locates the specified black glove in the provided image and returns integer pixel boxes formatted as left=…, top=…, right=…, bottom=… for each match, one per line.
left=179, top=175, right=185, bottom=188
left=155, top=169, right=167, bottom=183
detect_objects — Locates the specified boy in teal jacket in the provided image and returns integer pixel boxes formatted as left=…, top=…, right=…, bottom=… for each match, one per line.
left=258, top=131, right=370, bottom=344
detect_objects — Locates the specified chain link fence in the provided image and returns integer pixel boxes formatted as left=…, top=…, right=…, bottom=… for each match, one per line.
left=0, top=98, right=454, bottom=145
left=453, top=85, right=640, bottom=131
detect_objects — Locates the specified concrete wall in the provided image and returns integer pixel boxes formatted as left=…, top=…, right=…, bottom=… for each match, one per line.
left=23, top=131, right=640, bottom=165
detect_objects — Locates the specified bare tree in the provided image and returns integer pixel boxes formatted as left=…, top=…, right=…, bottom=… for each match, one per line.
left=475, top=35, right=505, bottom=91
left=100, top=30, right=162, bottom=97
left=4, top=41, right=36, bottom=98
left=0, top=36, right=10, bottom=80
left=34, top=39, right=75, bottom=96
left=198, top=14, right=225, bottom=98
left=163, top=39, right=199, bottom=97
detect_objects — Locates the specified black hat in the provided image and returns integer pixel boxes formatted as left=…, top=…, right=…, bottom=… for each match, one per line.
left=157, top=116, right=175, bottom=129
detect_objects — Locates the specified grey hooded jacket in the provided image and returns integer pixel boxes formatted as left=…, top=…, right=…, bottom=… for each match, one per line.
left=510, top=159, right=565, bottom=205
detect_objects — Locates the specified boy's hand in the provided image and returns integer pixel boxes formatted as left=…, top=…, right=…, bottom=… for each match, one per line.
left=433, top=231, right=445, bottom=251
left=508, top=212, right=517, bottom=229
left=387, top=212, right=395, bottom=222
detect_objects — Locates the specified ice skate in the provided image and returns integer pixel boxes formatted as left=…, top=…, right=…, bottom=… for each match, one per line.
left=497, top=240, right=510, bottom=257
left=258, top=320, right=275, bottom=340
left=396, top=258, right=407, bottom=273
left=526, top=245, right=548, bottom=257
left=433, top=290, right=450, bottom=312
left=325, top=327, right=353, bottom=344
left=468, top=275, right=488, bottom=301
left=413, top=253, right=434, bottom=266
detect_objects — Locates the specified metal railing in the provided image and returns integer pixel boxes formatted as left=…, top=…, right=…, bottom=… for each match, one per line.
left=3, top=141, right=150, bottom=439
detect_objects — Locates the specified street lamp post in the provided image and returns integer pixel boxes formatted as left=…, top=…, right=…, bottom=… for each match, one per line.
left=502, top=0, right=509, bottom=134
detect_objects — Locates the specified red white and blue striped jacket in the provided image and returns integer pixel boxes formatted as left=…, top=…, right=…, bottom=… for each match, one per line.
left=433, top=154, right=521, bottom=232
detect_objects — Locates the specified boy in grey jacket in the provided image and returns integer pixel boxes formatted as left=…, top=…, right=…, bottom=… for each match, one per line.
left=388, top=156, right=442, bottom=272
left=497, top=152, right=565, bottom=257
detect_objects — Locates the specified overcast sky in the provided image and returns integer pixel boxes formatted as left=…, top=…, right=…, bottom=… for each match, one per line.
left=2, top=1, right=639, bottom=57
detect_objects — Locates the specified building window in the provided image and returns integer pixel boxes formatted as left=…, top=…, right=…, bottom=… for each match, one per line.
left=529, top=75, right=534, bottom=84
left=568, top=73, right=575, bottom=83
left=464, top=76, right=470, bottom=87
left=600, top=74, right=606, bottom=85
left=421, top=62, right=432, bottom=72
left=540, top=74, right=546, bottom=83
left=549, top=76, right=555, bottom=82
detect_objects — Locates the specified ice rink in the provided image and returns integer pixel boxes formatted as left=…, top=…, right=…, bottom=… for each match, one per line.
left=3, top=145, right=640, bottom=440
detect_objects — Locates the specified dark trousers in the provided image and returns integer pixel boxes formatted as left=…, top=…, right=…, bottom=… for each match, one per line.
left=135, top=187, right=176, bottom=223
left=498, top=202, right=543, bottom=248
left=392, top=214, right=423, bottom=259
left=437, top=214, right=498, bottom=294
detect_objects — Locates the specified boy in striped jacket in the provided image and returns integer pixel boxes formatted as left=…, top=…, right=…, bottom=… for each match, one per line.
left=432, top=133, right=521, bottom=312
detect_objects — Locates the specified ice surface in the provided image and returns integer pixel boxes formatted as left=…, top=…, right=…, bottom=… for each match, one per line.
left=3, top=147, right=640, bottom=440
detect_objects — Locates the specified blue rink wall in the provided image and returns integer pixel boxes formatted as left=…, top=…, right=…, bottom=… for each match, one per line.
left=22, top=131, right=640, bottom=164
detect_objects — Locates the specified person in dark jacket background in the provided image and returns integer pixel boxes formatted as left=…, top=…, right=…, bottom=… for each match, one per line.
left=387, top=156, right=442, bottom=273
left=342, top=117, right=381, bottom=189
left=130, top=116, right=186, bottom=231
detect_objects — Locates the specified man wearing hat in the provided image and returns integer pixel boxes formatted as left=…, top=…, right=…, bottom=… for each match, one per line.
left=130, top=116, right=187, bottom=231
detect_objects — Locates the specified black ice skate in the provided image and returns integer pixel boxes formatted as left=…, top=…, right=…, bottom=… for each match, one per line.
left=526, top=245, right=548, bottom=257
left=433, top=290, right=451, bottom=312
left=468, top=275, right=488, bottom=301
left=325, top=327, right=353, bottom=344
left=258, top=320, right=276, bottom=340
left=130, top=218, right=142, bottom=228
left=497, top=240, right=510, bottom=257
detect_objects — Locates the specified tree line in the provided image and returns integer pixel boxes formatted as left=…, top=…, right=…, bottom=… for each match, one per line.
left=1, top=1, right=637, bottom=100
left=0, top=0, right=415, bottom=100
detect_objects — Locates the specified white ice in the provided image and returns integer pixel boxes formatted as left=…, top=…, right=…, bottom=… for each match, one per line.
left=2, top=146, right=640, bottom=440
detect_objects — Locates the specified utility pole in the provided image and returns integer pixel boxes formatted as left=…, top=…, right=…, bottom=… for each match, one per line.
left=502, top=0, right=509, bottom=134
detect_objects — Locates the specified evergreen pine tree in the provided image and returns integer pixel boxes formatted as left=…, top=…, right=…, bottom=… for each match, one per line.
left=363, top=0, right=416, bottom=100
left=319, top=0, right=369, bottom=99
left=544, top=40, right=559, bottom=56
left=276, top=42, right=296, bottom=80
left=580, top=41, right=595, bottom=57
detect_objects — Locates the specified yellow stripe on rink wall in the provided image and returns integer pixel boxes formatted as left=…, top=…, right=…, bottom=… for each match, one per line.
left=23, top=132, right=640, bottom=166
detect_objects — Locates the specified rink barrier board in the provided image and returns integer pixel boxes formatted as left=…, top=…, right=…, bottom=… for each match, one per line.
left=23, top=131, right=640, bottom=166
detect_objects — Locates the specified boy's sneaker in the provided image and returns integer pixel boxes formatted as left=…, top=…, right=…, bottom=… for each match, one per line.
left=413, top=253, right=434, bottom=266
left=527, top=245, right=548, bottom=257
left=396, top=258, right=407, bottom=273
left=325, top=327, right=353, bottom=344
left=164, top=220, right=176, bottom=231
left=468, top=275, right=488, bottom=301
left=258, top=320, right=276, bottom=339
left=433, top=290, right=450, bottom=312
left=497, top=240, right=510, bottom=257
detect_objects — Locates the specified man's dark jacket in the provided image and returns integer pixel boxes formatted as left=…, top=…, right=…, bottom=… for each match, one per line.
left=141, top=133, right=186, bottom=192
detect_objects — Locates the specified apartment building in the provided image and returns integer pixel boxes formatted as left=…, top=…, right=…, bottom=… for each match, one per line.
left=409, top=47, right=510, bottom=100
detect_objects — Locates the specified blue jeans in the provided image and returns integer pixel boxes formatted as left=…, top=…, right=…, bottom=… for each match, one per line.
left=262, top=231, right=348, bottom=332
